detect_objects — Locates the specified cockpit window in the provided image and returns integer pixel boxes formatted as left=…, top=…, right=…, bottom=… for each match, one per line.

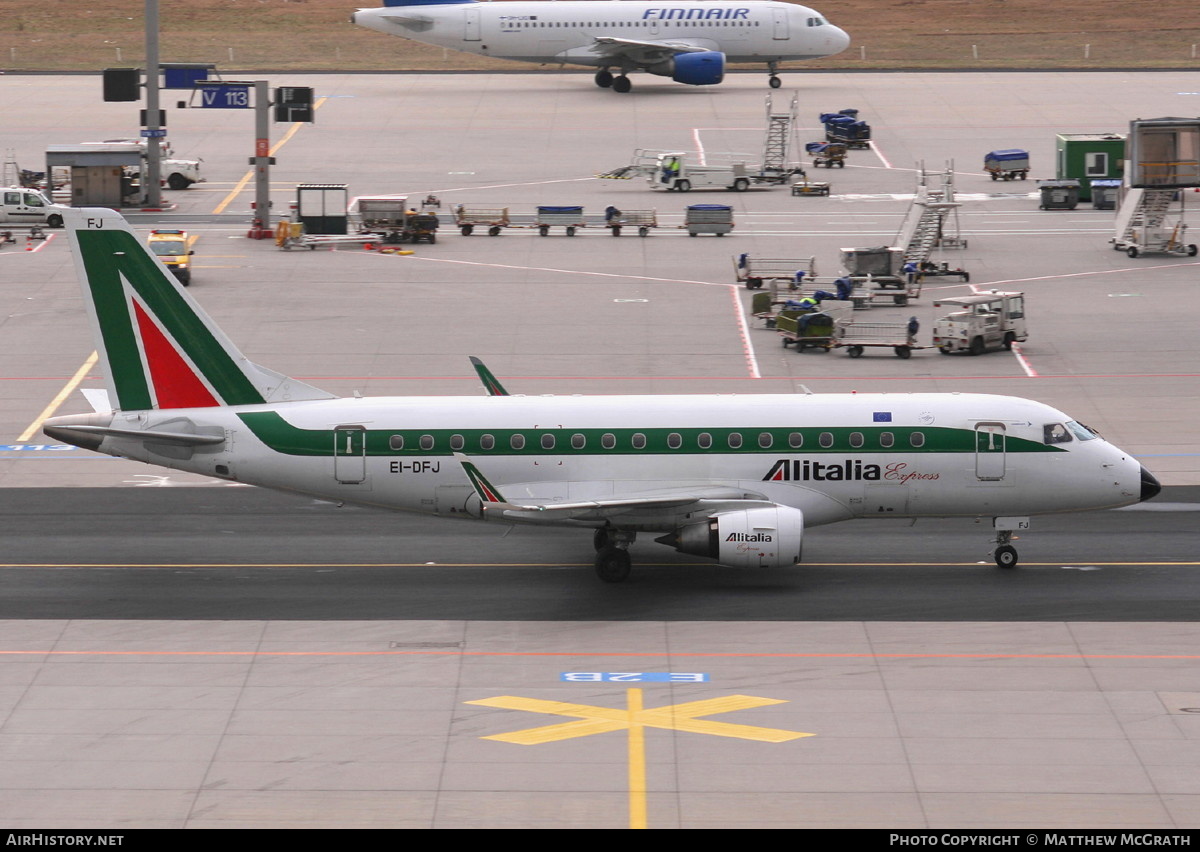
left=1044, top=423, right=1072, bottom=444
left=1067, top=421, right=1098, bottom=441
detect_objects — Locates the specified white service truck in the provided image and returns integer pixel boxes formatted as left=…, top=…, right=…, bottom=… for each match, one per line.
left=0, top=187, right=63, bottom=228
left=932, top=290, right=1028, bottom=355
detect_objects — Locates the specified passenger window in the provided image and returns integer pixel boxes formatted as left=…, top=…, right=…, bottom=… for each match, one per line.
left=510, top=434, right=525, bottom=450
left=788, top=432, right=804, bottom=449
left=601, top=433, right=616, bottom=449
left=450, top=434, right=464, bottom=451
left=667, top=432, right=682, bottom=449
left=389, top=435, right=404, bottom=451
left=697, top=432, right=712, bottom=449
left=728, top=432, right=743, bottom=449
left=480, top=434, right=495, bottom=451
left=632, top=433, right=647, bottom=449
left=819, top=432, right=834, bottom=448
left=541, top=434, right=555, bottom=450
left=909, top=432, right=925, bottom=448
left=571, top=433, right=586, bottom=450
left=419, top=434, right=434, bottom=451
left=880, top=432, right=894, bottom=448
left=758, top=432, right=773, bottom=449
left=849, top=432, right=864, bottom=448
left=1044, top=423, right=1073, bottom=445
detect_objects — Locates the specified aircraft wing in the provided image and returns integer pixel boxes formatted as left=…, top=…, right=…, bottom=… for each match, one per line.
left=586, top=36, right=714, bottom=64
left=455, top=453, right=771, bottom=524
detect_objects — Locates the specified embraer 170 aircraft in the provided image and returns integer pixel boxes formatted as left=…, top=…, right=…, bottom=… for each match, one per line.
left=351, top=0, right=850, bottom=92
left=47, top=208, right=1160, bottom=582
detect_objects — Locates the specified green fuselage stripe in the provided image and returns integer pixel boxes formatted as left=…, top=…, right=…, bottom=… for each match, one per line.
left=238, top=411, right=1063, bottom=457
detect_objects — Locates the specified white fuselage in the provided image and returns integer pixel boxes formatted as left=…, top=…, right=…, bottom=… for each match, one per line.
left=352, top=1, right=850, bottom=67
left=82, top=392, right=1148, bottom=530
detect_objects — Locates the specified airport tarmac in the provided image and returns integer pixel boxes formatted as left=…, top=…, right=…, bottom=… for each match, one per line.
left=0, top=71, right=1198, bottom=829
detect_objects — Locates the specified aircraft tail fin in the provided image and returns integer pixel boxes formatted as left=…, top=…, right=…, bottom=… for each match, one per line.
left=65, top=207, right=335, bottom=412
left=469, top=356, right=510, bottom=396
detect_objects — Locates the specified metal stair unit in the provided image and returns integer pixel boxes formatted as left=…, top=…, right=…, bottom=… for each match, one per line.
left=895, top=161, right=967, bottom=269
left=760, top=93, right=800, bottom=182
left=1111, top=188, right=1194, bottom=257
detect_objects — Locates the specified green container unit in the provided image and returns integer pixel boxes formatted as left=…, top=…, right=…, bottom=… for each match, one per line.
left=1055, top=133, right=1125, bottom=200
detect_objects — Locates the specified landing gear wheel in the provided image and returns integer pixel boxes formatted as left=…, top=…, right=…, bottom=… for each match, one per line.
left=595, top=547, right=631, bottom=583
left=894, top=346, right=911, bottom=359
left=566, top=226, right=576, bottom=237
left=993, top=545, right=1018, bottom=569
left=167, top=173, right=190, bottom=190
left=46, top=214, right=64, bottom=229
left=595, top=69, right=614, bottom=88
left=768, top=75, right=781, bottom=89
left=612, top=76, right=632, bottom=94
left=610, top=226, right=621, bottom=237
left=539, top=225, right=549, bottom=236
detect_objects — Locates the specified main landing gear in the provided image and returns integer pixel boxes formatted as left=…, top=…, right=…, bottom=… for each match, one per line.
left=596, top=68, right=632, bottom=93
left=594, top=526, right=636, bottom=583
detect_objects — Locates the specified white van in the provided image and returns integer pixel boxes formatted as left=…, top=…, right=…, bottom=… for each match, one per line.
left=0, top=188, right=63, bottom=228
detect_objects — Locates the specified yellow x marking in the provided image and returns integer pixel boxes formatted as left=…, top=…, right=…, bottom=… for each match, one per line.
left=465, top=692, right=813, bottom=745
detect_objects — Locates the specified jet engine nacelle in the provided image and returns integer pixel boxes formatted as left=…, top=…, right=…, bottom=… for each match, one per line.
left=646, top=51, right=726, bottom=86
left=658, top=505, right=804, bottom=568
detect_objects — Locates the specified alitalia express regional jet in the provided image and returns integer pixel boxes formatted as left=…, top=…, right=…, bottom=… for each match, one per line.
left=351, top=0, right=851, bottom=92
left=45, top=208, right=1160, bottom=582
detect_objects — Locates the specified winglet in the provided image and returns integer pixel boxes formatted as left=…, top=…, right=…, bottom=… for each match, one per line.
left=468, top=356, right=510, bottom=397
left=453, top=452, right=507, bottom=504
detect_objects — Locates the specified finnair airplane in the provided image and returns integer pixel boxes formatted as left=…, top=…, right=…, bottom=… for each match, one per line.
left=352, top=0, right=850, bottom=92
left=46, top=208, right=1159, bottom=583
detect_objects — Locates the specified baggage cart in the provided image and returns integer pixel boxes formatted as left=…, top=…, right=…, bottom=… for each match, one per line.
left=455, top=205, right=510, bottom=236
left=684, top=204, right=733, bottom=237
left=776, top=311, right=836, bottom=352
left=535, top=205, right=586, bottom=236
left=834, top=319, right=923, bottom=358
left=807, top=142, right=846, bottom=169
left=984, top=149, right=1030, bottom=181
left=605, top=207, right=657, bottom=237
left=791, top=178, right=831, bottom=196
left=733, top=254, right=818, bottom=290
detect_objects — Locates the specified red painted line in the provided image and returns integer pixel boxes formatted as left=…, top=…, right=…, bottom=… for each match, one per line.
left=1, top=650, right=1198, bottom=660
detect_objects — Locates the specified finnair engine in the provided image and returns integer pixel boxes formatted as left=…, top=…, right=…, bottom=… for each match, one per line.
left=656, top=506, right=804, bottom=568
left=646, top=51, right=726, bottom=86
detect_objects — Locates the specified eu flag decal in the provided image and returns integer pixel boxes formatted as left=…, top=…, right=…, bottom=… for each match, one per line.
left=873, top=412, right=892, bottom=422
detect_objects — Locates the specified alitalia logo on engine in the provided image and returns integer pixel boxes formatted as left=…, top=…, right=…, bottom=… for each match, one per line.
left=726, top=532, right=773, bottom=542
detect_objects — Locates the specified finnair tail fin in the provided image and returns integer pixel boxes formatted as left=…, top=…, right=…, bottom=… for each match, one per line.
left=65, top=207, right=334, bottom=412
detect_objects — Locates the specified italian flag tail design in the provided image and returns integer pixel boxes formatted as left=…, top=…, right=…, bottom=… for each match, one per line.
left=65, top=208, right=332, bottom=412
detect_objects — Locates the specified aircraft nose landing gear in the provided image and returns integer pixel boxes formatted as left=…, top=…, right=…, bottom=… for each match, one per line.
left=767, top=61, right=782, bottom=89
left=989, top=519, right=1028, bottom=568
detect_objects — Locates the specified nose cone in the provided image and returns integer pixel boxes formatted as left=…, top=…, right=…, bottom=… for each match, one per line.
left=828, top=25, right=851, bottom=56
left=1140, top=465, right=1162, bottom=502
